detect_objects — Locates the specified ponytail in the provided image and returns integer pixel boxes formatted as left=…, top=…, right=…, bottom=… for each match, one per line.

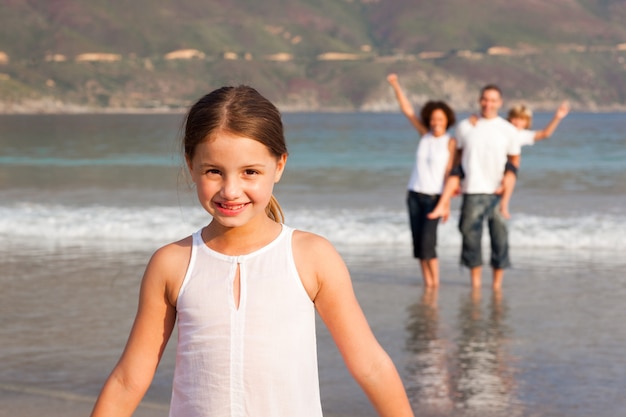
left=265, top=195, right=284, bottom=223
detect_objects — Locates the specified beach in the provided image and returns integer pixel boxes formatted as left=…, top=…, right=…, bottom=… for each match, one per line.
left=1, top=112, right=625, bottom=416
left=2, top=243, right=626, bottom=417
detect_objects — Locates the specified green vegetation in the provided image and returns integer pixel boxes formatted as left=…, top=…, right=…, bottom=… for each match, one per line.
left=0, top=0, right=625, bottom=112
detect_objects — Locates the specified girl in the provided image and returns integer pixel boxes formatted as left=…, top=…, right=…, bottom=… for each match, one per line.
left=90, top=85, right=414, bottom=417
left=387, top=74, right=457, bottom=288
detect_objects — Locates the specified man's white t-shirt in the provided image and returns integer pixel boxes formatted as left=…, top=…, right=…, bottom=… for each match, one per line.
left=455, top=116, right=521, bottom=194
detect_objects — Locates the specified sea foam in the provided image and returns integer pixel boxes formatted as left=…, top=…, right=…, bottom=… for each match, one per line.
left=1, top=203, right=623, bottom=251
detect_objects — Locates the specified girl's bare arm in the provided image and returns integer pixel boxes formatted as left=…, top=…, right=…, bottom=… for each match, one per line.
left=91, top=239, right=190, bottom=417
left=294, top=231, right=415, bottom=417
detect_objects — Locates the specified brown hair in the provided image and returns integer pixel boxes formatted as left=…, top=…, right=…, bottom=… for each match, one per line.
left=480, top=84, right=502, bottom=98
left=420, top=101, right=456, bottom=130
left=183, top=85, right=287, bottom=223
left=507, top=104, right=533, bottom=128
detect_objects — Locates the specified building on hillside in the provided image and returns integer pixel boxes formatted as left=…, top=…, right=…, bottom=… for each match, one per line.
left=264, top=53, right=293, bottom=62
left=317, top=52, right=362, bottom=61
left=164, top=49, right=206, bottom=60
left=45, top=54, right=67, bottom=62
left=75, top=53, right=122, bottom=62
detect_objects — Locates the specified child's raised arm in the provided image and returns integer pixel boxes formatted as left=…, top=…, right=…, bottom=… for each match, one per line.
left=293, top=231, right=415, bottom=417
left=90, top=240, right=189, bottom=417
left=387, top=73, right=428, bottom=136
left=534, top=100, right=570, bottom=141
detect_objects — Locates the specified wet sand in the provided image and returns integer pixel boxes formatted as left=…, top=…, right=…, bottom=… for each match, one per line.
left=2, top=244, right=625, bottom=417
left=0, top=385, right=166, bottom=417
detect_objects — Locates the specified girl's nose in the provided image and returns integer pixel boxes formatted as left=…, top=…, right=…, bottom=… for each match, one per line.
left=220, top=175, right=242, bottom=200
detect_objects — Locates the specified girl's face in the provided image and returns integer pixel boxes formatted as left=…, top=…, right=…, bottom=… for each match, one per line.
left=187, top=131, right=286, bottom=230
left=429, top=108, right=448, bottom=137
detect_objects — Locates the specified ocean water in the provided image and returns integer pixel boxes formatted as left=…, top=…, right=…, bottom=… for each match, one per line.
left=0, top=112, right=624, bottom=251
left=1, top=112, right=625, bottom=416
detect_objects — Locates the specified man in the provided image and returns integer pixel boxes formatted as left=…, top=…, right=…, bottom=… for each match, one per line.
left=429, top=85, right=521, bottom=290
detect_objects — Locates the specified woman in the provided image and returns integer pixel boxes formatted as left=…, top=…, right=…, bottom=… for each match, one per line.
left=387, top=74, right=457, bottom=288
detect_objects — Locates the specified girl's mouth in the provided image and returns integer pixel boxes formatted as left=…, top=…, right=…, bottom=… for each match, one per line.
left=216, top=202, right=248, bottom=213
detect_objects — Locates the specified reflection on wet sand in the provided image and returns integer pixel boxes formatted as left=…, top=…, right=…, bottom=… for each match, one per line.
left=452, top=289, right=521, bottom=415
left=406, top=289, right=522, bottom=416
left=405, top=288, right=454, bottom=414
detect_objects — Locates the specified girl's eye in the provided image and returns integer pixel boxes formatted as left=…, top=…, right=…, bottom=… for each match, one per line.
left=244, top=169, right=259, bottom=175
left=205, top=169, right=221, bottom=175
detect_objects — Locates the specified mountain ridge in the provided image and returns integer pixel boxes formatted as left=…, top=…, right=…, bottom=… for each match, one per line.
left=1, top=0, right=625, bottom=113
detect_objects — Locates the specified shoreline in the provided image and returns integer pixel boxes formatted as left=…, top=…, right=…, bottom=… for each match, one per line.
left=2, top=101, right=626, bottom=115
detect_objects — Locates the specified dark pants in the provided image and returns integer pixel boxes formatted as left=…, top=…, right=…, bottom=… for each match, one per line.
left=407, top=191, right=441, bottom=260
left=458, top=194, right=511, bottom=269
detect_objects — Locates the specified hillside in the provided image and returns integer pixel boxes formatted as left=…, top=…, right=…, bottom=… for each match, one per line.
left=1, top=0, right=625, bottom=113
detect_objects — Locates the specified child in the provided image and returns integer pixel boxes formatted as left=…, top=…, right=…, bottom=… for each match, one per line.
left=498, top=100, right=570, bottom=218
left=387, top=73, right=458, bottom=288
left=431, top=100, right=570, bottom=221
left=90, top=85, right=415, bottom=417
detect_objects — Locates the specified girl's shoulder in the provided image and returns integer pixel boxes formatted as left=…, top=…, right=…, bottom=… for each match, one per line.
left=292, top=230, right=348, bottom=300
left=292, top=228, right=336, bottom=255
left=291, top=229, right=346, bottom=300
left=147, top=235, right=194, bottom=305
left=151, top=235, right=193, bottom=266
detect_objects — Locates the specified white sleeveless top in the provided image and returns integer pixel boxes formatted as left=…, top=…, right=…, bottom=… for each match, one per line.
left=407, top=132, right=451, bottom=195
left=170, top=225, right=323, bottom=417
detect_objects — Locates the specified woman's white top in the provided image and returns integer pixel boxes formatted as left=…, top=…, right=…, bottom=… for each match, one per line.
left=407, top=132, right=451, bottom=195
left=170, top=225, right=323, bottom=417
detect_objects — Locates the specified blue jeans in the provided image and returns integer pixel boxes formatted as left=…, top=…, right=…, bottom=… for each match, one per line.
left=458, top=194, right=511, bottom=269
left=407, top=191, right=440, bottom=260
